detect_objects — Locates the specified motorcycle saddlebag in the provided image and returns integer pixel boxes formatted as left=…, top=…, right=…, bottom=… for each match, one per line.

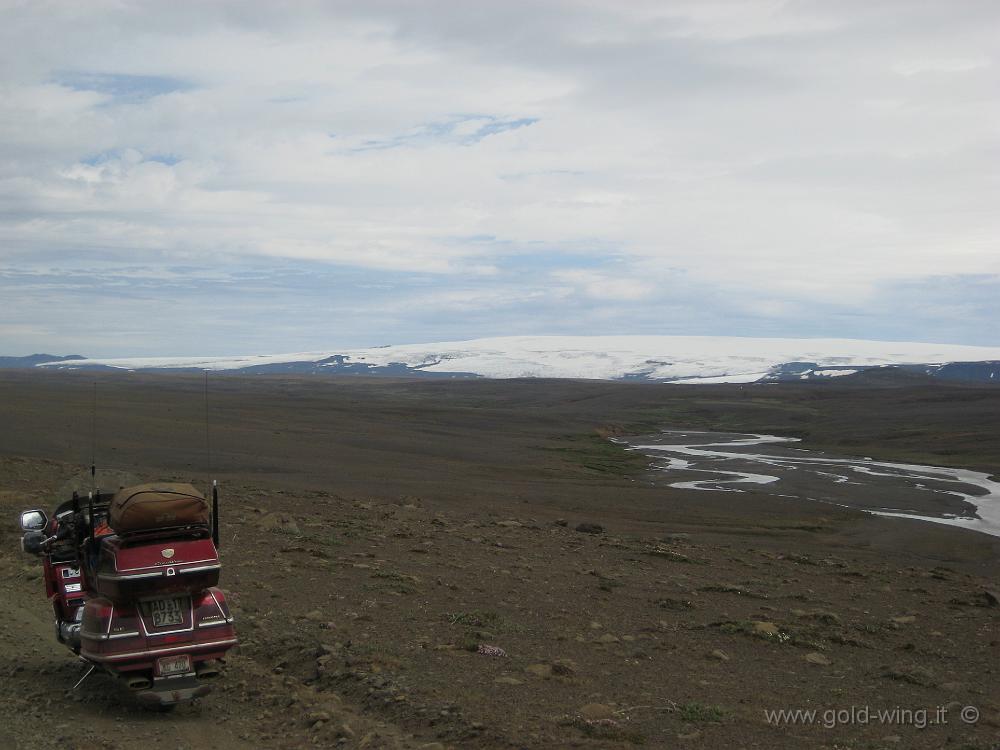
left=109, top=483, right=209, bottom=534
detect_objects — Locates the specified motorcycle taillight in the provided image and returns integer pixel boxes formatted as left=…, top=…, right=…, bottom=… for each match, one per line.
left=81, top=600, right=115, bottom=638
left=108, top=609, right=140, bottom=638
left=194, top=589, right=233, bottom=627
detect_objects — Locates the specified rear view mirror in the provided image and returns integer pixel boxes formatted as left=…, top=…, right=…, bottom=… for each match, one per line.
left=20, top=509, right=47, bottom=531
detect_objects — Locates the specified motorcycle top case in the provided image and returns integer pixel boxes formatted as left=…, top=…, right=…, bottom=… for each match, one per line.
left=109, top=483, right=210, bottom=534
left=94, top=536, right=221, bottom=601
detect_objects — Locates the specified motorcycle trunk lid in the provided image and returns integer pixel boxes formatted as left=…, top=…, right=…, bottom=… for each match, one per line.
left=94, top=536, right=221, bottom=601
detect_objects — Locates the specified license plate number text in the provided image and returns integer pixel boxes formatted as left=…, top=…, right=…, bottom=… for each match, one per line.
left=143, top=597, right=187, bottom=627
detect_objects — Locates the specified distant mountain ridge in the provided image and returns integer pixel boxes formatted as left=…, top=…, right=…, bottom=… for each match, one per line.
left=12, top=336, right=1000, bottom=384
left=0, top=354, right=85, bottom=368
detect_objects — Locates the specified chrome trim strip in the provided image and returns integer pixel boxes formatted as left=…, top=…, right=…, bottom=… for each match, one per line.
left=196, top=619, right=229, bottom=628
left=100, top=571, right=163, bottom=581
left=178, top=564, right=221, bottom=574
left=83, top=630, right=142, bottom=642
left=109, top=631, right=141, bottom=640
left=81, top=638, right=238, bottom=662
left=116, top=557, right=218, bottom=573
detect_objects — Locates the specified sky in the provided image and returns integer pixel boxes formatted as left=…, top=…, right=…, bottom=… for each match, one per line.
left=1, top=0, right=998, bottom=356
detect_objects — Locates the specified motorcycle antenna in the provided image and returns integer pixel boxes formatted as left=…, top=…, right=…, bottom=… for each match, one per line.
left=204, top=370, right=211, bottom=481
left=88, top=491, right=95, bottom=544
left=212, top=480, right=220, bottom=549
left=205, top=371, right=220, bottom=549
left=90, top=380, right=97, bottom=494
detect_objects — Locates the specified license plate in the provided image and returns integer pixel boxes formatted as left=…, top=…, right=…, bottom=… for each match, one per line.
left=142, top=596, right=188, bottom=627
left=156, top=653, right=192, bottom=676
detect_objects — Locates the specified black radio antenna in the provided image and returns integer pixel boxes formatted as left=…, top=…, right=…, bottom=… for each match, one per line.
left=204, top=370, right=212, bottom=482
left=90, top=381, right=97, bottom=493
left=205, top=371, right=221, bottom=549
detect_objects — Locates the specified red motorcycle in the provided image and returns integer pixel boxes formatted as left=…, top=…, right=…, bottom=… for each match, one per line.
left=19, top=482, right=237, bottom=709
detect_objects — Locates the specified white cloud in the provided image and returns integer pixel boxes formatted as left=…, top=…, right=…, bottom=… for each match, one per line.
left=1, top=0, right=998, bottom=351
left=892, top=57, right=991, bottom=76
left=553, top=270, right=654, bottom=301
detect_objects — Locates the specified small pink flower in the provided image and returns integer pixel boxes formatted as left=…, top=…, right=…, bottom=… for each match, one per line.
left=477, top=644, right=507, bottom=657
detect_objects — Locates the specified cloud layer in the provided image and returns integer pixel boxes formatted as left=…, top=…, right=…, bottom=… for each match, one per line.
left=1, top=1, right=997, bottom=354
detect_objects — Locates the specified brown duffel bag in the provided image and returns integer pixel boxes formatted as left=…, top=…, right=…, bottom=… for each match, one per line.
left=109, top=483, right=210, bottom=534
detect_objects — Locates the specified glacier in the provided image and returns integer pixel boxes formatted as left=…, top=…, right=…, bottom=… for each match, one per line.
left=34, top=335, right=1000, bottom=383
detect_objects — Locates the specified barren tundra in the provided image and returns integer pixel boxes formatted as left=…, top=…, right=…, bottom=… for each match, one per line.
left=0, top=371, right=998, bottom=749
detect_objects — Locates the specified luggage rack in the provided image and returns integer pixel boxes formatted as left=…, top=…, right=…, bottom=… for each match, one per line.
left=115, top=524, right=211, bottom=545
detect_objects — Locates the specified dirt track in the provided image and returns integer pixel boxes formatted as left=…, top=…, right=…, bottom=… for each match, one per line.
left=1, top=372, right=999, bottom=749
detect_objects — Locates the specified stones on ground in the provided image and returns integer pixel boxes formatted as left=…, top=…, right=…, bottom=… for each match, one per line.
left=890, top=615, right=916, bottom=625
left=943, top=700, right=965, bottom=715
left=575, top=523, right=603, bottom=534
left=551, top=658, right=578, bottom=676
left=524, top=663, right=553, bottom=678
left=656, top=597, right=694, bottom=611
left=496, top=520, right=521, bottom=528
left=794, top=609, right=842, bottom=625
left=805, top=652, right=831, bottom=666
left=884, top=665, right=935, bottom=686
left=578, top=703, right=615, bottom=720
left=752, top=621, right=780, bottom=636
left=596, top=633, right=620, bottom=644
left=494, top=676, right=523, bottom=685
left=662, top=533, right=691, bottom=543
left=708, top=649, right=730, bottom=661
left=258, top=512, right=300, bottom=534
left=983, top=590, right=999, bottom=607
left=647, top=547, right=692, bottom=563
